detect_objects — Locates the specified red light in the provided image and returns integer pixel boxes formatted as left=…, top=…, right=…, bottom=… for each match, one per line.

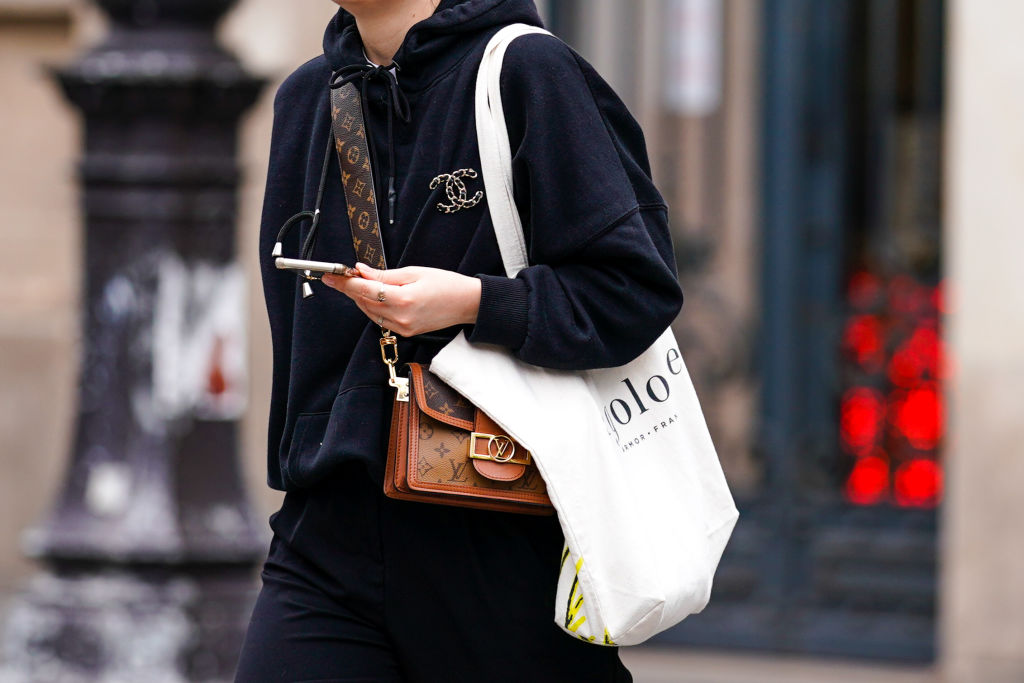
left=845, top=455, right=889, bottom=505
left=933, top=281, right=948, bottom=314
left=843, top=317, right=884, bottom=370
left=908, top=327, right=941, bottom=376
left=848, top=271, right=883, bottom=309
left=888, top=326, right=944, bottom=386
left=840, top=387, right=885, bottom=451
left=841, top=272, right=947, bottom=508
left=843, top=315, right=885, bottom=370
left=894, top=384, right=943, bottom=450
left=894, top=459, right=942, bottom=507
left=888, top=275, right=926, bottom=315
left=888, top=346, right=924, bottom=387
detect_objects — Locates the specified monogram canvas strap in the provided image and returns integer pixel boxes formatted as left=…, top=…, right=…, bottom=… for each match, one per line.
left=330, top=83, right=387, bottom=270
left=331, top=81, right=408, bottom=402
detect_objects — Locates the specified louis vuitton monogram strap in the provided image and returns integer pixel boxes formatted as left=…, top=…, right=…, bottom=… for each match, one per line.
left=330, top=82, right=387, bottom=270
left=331, top=81, right=409, bottom=402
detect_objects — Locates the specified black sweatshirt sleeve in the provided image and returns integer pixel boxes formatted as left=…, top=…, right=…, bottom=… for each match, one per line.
left=258, top=65, right=318, bottom=489
left=467, top=34, right=683, bottom=370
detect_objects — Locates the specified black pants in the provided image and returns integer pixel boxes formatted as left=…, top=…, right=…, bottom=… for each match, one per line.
left=233, top=463, right=632, bottom=682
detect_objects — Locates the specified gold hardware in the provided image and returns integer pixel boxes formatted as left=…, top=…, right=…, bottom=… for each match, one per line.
left=390, top=374, right=410, bottom=402
left=380, top=330, right=409, bottom=402
left=469, top=432, right=532, bottom=465
left=380, top=330, right=398, bottom=364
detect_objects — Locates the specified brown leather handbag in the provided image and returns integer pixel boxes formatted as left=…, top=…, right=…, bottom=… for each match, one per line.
left=327, top=75, right=553, bottom=515
left=384, top=363, right=552, bottom=514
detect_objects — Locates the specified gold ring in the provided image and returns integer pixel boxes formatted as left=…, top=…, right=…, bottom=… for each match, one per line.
left=377, top=284, right=387, bottom=302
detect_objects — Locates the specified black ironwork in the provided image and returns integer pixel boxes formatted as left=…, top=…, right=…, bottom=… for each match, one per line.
left=2, top=0, right=266, bottom=679
left=652, top=0, right=942, bottom=661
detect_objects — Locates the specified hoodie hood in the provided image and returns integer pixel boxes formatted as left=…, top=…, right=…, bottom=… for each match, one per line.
left=323, top=0, right=543, bottom=91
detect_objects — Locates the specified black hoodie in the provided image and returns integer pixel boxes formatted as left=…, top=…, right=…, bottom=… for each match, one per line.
left=259, top=0, right=683, bottom=491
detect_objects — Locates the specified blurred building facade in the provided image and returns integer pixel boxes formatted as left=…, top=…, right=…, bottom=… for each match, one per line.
left=0, top=0, right=1021, bottom=680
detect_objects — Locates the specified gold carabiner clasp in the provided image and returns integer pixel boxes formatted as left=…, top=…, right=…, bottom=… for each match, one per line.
left=379, top=330, right=409, bottom=402
left=379, top=331, right=399, bottom=366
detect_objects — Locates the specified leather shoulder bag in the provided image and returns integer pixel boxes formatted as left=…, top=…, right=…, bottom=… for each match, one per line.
left=328, top=72, right=553, bottom=515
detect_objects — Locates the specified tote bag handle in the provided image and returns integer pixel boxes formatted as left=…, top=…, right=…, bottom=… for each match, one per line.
left=475, top=24, right=554, bottom=278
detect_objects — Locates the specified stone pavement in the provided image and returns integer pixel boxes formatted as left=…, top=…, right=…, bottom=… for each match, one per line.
left=620, top=648, right=939, bottom=683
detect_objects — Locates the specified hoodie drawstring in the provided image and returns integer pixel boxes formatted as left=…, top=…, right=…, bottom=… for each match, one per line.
left=272, top=62, right=410, bottom=299
left=272, top=129, right=333, bottom=261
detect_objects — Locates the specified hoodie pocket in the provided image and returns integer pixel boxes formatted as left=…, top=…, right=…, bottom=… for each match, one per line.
left=283, top=412, right=331, bottom=483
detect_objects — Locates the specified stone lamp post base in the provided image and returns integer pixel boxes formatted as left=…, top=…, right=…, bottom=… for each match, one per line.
left=1, top=0, right=267, bottom=680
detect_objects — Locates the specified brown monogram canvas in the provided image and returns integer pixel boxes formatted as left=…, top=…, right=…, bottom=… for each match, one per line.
left=330, top=83, right=387, bottom=269
left=385, top=364, right=553, bottom=515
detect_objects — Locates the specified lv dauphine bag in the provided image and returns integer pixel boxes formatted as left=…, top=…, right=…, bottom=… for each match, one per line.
left=384, top=363, right=552, bottom=514
left=325, top=65, right=552, bottom=516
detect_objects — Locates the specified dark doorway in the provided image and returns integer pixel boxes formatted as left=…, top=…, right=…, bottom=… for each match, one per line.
left=654, top=0, right=945, bottom=661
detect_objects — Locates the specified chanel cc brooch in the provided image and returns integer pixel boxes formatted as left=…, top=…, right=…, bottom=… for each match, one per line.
left=430, top=168, right=484, bottom=214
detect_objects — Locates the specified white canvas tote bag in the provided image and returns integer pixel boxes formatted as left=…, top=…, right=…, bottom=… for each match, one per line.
left=430, top=24, right=739, bottom=646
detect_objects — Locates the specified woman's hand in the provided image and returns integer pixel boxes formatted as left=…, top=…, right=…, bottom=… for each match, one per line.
left=322, top=262, right=482, bottom=337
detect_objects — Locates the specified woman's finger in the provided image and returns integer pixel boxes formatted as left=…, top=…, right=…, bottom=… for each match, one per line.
left=353, top=299, right=387, bottom=326
left=360, top=305, right=405, bottom=334
left=320, top=273, right=351, bottom=291
left=323, top=273, right=379, bottom=301
left=356, top=262, right=420, bottom=285
left=358, top=278, right=391, bottom=304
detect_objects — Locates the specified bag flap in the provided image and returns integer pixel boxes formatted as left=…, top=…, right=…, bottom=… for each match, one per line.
left=407, top=363, right=475, bottom=430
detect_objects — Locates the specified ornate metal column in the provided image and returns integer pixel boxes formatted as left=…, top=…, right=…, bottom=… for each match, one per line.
left=2, top=1, right=265, bottom=679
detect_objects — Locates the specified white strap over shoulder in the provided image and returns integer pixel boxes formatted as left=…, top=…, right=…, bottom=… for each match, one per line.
left=475, top=23, right=554, bottom=278
left=439, top=23, right=737, bottom=648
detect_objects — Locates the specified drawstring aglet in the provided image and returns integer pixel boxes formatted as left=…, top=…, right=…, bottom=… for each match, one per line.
left=388, top=177, right=396, bottom=225
left=301, top=270, right=315, bottom=299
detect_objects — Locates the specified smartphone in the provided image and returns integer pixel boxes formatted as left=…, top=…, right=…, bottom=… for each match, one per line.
left=275, top=257, right=359, bottom=278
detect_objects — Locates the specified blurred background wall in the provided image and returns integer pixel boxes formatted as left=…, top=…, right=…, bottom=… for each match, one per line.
left=0, top=0, right=1022, bottom=681
left=0, top=0, right=336, bottom=601
left=0, top=0, right=81, bottom=598
left=943, top=1, right=1024, bottom=679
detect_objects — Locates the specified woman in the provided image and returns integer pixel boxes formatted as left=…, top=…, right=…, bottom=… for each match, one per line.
left=234, top=0, right=683, bottom=680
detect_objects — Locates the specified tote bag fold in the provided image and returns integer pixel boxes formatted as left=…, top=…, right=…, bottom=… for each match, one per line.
left=430, top=24, right=739, bottom=646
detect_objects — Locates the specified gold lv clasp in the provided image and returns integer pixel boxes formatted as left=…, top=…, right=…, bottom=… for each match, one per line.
left=469, top=432, right=532, bottom=465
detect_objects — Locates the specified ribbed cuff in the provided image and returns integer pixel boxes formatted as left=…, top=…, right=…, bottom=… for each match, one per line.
left=467, top=274, right=529, bottom=350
